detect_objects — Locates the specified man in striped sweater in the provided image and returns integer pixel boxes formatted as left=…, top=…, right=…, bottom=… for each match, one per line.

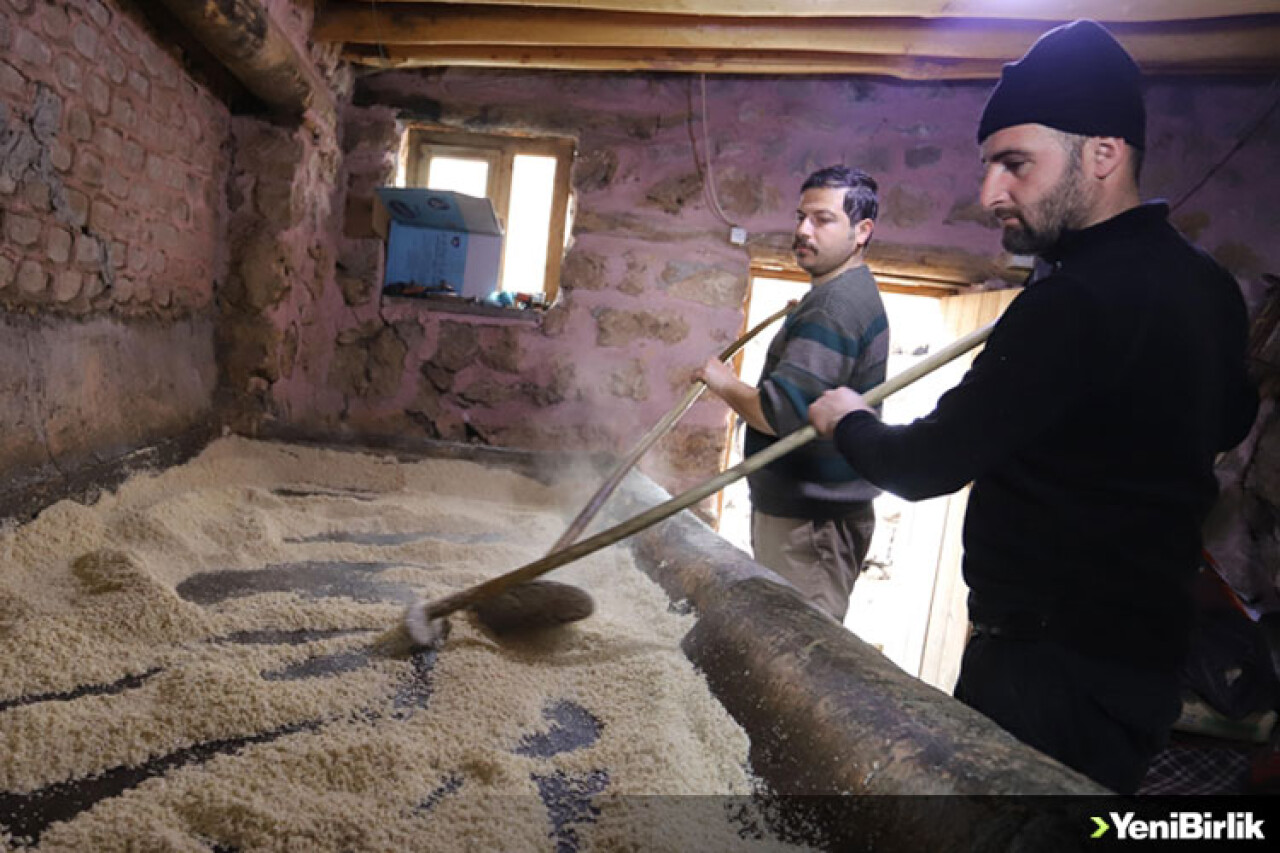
left=698, top=165, right=890, bottom=622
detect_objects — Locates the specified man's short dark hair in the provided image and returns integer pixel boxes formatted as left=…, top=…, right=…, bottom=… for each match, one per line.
left=801, top=166, right=879, bottom=224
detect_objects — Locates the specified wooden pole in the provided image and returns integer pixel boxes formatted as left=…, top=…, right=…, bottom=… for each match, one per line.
left=156, top=0, right=335, bottom=123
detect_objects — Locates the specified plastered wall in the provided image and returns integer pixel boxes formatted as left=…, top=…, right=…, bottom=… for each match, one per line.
left=324, top=72, right=1280, bottom=499
left=1, top=0, right=1277, bottom=610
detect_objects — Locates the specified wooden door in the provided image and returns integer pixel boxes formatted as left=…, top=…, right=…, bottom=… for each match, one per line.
left=914, top=287, right=1022, bottom=691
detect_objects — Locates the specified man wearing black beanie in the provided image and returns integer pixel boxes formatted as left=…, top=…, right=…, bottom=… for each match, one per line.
left=809, top=20, right=1258, bottom=792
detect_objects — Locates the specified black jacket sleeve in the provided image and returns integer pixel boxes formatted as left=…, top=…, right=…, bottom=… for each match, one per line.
left=832, top=278, right=1101, bottom=501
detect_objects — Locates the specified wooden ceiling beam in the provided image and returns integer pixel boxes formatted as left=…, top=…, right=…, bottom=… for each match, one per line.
left=343, top=44, right=1280, bottom=80
left=343, top=45, right=1008, bottom=80
left=317, top=5, right=1280, bottom=70
left=157, top=0, right=335, bottom=121
left=360, top=0, right=1280, bottom=25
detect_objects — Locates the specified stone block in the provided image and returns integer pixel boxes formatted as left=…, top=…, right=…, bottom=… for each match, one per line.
left=619, top=251, right=646, bottom=295
left=51, top=269, right=81, bottom=302
left=106, top=167, right=129, bottom=200
left=560, top=249, right=607, bottom=291
left=20, top=178, right=49, bottom=211
left=572, top=149, right=617, bottom=193
left=330, top=321, right=406, bottom=399
left=256, top=179, right=298, bottom=224
left=420, top=361, right=453, bottom=392
left=76, top=149, right=104, bottom=186
left=127, top=69, right=148, bottom=99
left=643, top=172, right=703, bottom=216
left=884, top=185, right=935, bottom=228
left=595, top=308, right=690, bottom=347
left=53, top=54, right=81, bottom=92
left=530, top=361, right=575, bottom=407
left=6, top=213, right=40, bottom=246
left=64, top=187, right=88, bottom=226
left=46, top=226, right=71, bottom=264
left=0, top=254, right=14, bottom=289
left=432, top=321, right=479, bottom=373
left=0, top=61, right=26, bottom=99
left=71, top=20, right=98, bottom=60
left=41, top=4, right=69, bottom=40
left=609, top=359, right=649, bottom=401
left=89, top=199, right=115, bottom=233
left=661, top=261, right=746, bottom=308
left=716, top=168, right=769, bottom=218
left=13, top=28, right=51, bottom=67
left=65, top=103, right=92, bottom=140
left=74, top=232, right=102, bottom=268
left=236, top=236, right=287, bottom=310
left=457, top=377, right=516, bottom=407
left=16, top=259, right=47, bottom=296
left=478, top=326, right=521, bottom=373
left=102, top=47, right=125, bottom=84
left=86, top=73, right=110, bottom=115
left=50, top=140, right=72, bottom=171
left=109, top=93, right=135, bottom=127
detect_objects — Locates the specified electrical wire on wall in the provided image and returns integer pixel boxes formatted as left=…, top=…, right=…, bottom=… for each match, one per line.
left=1170, top=77, right=1280, bottom=213
left=689, top=74, right=746, bottom=244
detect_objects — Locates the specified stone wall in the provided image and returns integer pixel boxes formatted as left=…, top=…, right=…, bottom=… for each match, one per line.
left=322, top=70, right=1280, bottom=519
left=2, top=0, right=1277, bottom=609
left=0, top=0, right=227, bottom=504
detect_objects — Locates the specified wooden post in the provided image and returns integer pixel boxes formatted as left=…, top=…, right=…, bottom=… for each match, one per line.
left=155, top=0, right=335, bottom=123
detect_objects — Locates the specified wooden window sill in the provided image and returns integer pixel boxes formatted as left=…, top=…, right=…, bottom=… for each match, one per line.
left=380, top=293, right=544, bottom=323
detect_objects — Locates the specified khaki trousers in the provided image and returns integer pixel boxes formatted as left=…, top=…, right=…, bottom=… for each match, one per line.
left=751, top=504, right=876, bottom=622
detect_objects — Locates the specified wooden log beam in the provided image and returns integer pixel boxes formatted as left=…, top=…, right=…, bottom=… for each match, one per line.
left=156, top=0, right=335, bottom=122
left=343, top=45, right=1007, bottom=80
left=316, top=4, right=1280, bottom=70
left=343, top=41, right=1280, bottom=79
left=362, top=0, right=1280, bottom=25
left=621, top=472, right=1107, bottom=800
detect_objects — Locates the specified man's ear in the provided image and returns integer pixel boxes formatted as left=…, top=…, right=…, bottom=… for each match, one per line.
left=1087, top=137, right=1126, bottom=180
left=854, top=217, right=874, bottom=250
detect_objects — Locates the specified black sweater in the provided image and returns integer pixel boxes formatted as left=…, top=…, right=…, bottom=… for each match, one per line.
left=833, top=203, right=1258, bottom=669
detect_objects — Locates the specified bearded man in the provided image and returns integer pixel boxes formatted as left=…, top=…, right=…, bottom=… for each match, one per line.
left=809, top=21, right=1257, bottom=792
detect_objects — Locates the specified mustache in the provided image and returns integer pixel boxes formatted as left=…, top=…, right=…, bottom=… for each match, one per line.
left=792, top=238, right=815, bottom=251
left=992, top=207, right=1023, bottom=223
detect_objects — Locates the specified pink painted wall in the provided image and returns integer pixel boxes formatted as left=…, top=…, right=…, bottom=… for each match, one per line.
left=1, top=0, right=1277, bottom=606
left=313, top=70, right=1278, bottom=503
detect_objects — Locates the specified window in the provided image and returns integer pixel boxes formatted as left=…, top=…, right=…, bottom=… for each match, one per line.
left=402, top=128, right=575, bottom=303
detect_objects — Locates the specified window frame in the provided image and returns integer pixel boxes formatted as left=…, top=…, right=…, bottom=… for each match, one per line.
left=404, top=126, right=575, bottom=303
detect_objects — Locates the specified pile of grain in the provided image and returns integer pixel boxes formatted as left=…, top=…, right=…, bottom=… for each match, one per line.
left=0, top=438, right=805, bottom=851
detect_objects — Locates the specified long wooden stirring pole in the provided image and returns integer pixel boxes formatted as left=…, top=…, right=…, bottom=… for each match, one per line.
left=404, top=320, right=996, bottom=645
left=546, top=299, right=797, bottom=554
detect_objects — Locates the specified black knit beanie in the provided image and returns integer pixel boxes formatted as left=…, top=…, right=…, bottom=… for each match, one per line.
left=977, top=20, right=1145, bottom=148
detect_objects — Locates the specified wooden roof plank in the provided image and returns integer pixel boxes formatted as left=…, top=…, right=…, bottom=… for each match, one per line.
left=317, top=6, right=1280, bottom=69
left=343, top=43, right=1279, bottom=80
left=360, top=0, right=1280, bottom=24
left=344, top=44, right=1008, bottom=79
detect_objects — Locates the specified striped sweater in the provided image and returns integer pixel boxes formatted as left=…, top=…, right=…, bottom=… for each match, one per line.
left=745, top=264, right=889, bottom=518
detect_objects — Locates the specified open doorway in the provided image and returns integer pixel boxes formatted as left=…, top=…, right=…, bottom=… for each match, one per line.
left=717, top=266, right=1020, bottom=691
